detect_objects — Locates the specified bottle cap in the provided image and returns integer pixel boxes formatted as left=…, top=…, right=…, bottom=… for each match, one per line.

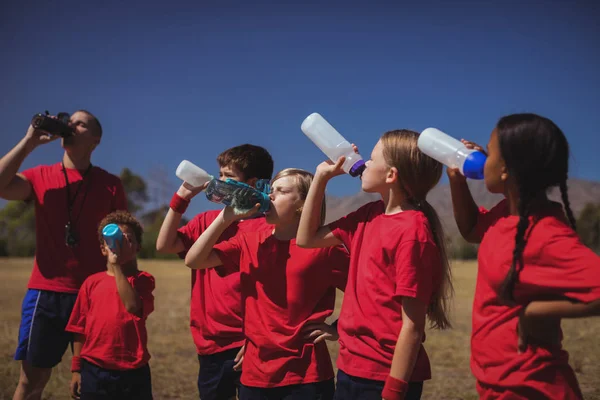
left=463, top=151, right=486, bottom=180
left=102, top=223, right=121, bottom=238
left=349, top=160, right=366, bottom=177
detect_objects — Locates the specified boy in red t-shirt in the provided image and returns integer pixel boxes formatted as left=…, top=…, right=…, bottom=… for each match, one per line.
left=449, top=113, right=600, bottom=399
left=298, top=131, right=453, bottom=400
left=156, top=144, right=274, bottom=400
left=66, top=211, right=155, bottom=400
left=185, top=168, right=349, bottom=400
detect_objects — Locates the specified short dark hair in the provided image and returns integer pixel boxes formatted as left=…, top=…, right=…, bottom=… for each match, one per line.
left=98, top=210, right=143, bottom=245
left=75, top=109, right=102, bottom=137
left=217, top=144, right=274, bottom=181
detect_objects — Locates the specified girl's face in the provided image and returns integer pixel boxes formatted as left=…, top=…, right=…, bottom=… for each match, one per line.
left=484, top=129, right=508, bottom=194
left=361, top=139, right=393, bottom=193
left=265, top=176, right=304, bottom=225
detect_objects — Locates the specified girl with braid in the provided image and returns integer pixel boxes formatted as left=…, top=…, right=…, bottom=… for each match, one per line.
left=449, top=113, right=600, bottom=399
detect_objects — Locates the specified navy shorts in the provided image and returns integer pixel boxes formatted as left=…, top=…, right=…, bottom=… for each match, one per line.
left=80, top=359, right=153, bottom=400
left=239, top=379, right=335, bottom=400
left=197, top=347, right=242, bottom=400
left=14, top=289, right=77, bottom=368
left=334, top=369, right=423, bottom=400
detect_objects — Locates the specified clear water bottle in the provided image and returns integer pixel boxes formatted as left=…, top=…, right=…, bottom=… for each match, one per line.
left=102, top=223, right=123, bottom=253
left=301, top=113, right=366, bottom=177
left=417, top=128, right=486, bottom=180
left=176, top=160, right=214, bottom=187
left=205, top=179, right=271, bottom=214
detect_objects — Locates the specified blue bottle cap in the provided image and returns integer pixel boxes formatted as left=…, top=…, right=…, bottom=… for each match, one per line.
left=349, top=160, right=366, bottom=177
left=102, top=223, right=122, bottom=238
left=463, top=151, right=486, bottom=180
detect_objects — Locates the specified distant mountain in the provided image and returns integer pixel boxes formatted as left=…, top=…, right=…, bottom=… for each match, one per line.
left=325, top=179, right=600, bottom=238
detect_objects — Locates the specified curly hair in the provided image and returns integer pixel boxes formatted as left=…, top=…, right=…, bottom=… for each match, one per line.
left=97, top=210, right=143, bottom=245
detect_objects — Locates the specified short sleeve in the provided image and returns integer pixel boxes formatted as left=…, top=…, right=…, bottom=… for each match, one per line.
left=129, top=272, right=155, bottom=319
left=516, top=226, right=600, bottom=304
left=66, top=283, right=90, bottom=334
left=394, top=240, right=441, bottom=306
left=329, top=245, right=350, bottom=291
left=20, top=166, right=41, bottom=203
left=213, top=235, right=244, bottom=277
left=328, top=201, right=381, bottom=248
left=474, top=199, right=509, bottom=240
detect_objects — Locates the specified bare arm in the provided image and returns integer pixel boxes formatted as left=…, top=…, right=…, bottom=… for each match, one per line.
left=156, top=183, right=206, bottom=254
left=524, top=298, right=600, bottom=319
left=297, top=160, right=344, bottom=249
left=73, top=333, right=84, bottom=357
left=388, top=297, right=427, bottom=382
left=185, top=205, right=257, bottom=270
left=113, top=264, right=144, bottom=317
left=448, top=169, right=481, bottom=243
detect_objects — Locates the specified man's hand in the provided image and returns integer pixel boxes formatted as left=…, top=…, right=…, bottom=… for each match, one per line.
left=70, top=372, right=81, bottom=399
left=24, top=124, right=60, bottom=150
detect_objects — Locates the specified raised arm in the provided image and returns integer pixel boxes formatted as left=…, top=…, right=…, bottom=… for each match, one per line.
left=297, top=159, right=344, bottom=249
left=185, top=204, right=258, bottom=270
left=156, top=182, right=206, bottom=254
left=0, top=125, right=58, bottom=200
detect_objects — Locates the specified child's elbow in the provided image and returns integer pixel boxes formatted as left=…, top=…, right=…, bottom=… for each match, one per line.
left=125, top=304, right=143, bottom=317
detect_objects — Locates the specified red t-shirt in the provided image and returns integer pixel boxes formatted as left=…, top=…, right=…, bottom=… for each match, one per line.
left=213, top=231, right=349, bottom=387
left=328, top=200, right=441, bottom=382
left=66, top=271, right=155, bottom=370
left=177, top=211, right=271, bottom=355
left=472, top=199, right=600, bottom=399
left=22, top=163, right=127, bottom=293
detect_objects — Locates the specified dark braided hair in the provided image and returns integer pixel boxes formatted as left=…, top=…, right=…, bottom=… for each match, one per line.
left=496, top=114, right=572, bottom=304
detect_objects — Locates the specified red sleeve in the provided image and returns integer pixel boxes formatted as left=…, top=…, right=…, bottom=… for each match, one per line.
left=176, top=213, right=206, bottom=259
left=394, top=240, right=440, bottom=306
left=65, top=282, right=90, bottom=334
left=329, top=245, right=350, bottom=291
left=20, top=166, right=41, bottom=202
left=474, top=199, right=508, bottom=240
left=129, top=272, right=155, bottom=319
left=112, top=179, right=128, bottom=211
left=516, top=226, right=600, bottom=304
left=213, top=235, right=243, bottom=277
left=328, top=201, right=378, bottom=249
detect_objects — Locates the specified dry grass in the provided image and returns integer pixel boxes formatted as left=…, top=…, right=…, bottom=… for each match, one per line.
left=0, top=258, right=598, bottom=399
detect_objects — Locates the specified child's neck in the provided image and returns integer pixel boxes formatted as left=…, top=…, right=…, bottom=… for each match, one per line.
left=506, top=187, right=552, bottom=216
left=273, top=220, right=299, bottom=241
left=381, top=187, right=417, bottom=215
left=106, top=260, right=139, bottom=276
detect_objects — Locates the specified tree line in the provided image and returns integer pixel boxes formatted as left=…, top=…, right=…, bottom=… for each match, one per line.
left=0, top=170, right=599, bottom=259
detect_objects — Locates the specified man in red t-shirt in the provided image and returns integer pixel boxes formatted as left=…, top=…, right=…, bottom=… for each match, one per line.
left=67, top=211, right=155, bottom=400
left=0, top=111, right=127, bottom=400
left=156, top=144, right=273, bottom=400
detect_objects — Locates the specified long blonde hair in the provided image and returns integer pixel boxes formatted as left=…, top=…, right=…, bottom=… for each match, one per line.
left=271, top=168, right=327, bottom=225
left=381, top=130, right=453, bottom=330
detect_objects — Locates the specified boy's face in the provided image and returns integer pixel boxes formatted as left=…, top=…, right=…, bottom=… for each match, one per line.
left=101, top=224, right=140, bottom=265
left=219, top=164, right=257, bottom=186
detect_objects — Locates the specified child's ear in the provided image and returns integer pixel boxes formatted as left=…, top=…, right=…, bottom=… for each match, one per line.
left=500, top=164, right=509, bottom=182
left=385, top=167, right=398, bottom=184
left=100, top=244, right=108, bottom=256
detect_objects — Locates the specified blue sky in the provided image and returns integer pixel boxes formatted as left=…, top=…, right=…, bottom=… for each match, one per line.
left=2, top=0, right=599, bottom=215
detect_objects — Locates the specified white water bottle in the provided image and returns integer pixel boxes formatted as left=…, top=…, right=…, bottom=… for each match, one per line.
left=175, top=160, right=214, bottom=187
left=418, top=128, right=486, bottom=180
left=301, top=113, right=366, bottom=177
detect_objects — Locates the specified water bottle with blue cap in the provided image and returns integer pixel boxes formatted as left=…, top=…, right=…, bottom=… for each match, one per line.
left=102, top=223, right=123, bottom=253
left=205, top=179, right=271, bottom=215
left=418, top=128, right=487, bottom=179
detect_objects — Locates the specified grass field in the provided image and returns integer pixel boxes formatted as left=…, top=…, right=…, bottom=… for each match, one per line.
left=1, top=258, right=599, bottom=399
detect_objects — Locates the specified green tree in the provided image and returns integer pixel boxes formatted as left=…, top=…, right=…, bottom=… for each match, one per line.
left=120, top=168, right=149, bottom=214
left=0, top=200, right=36, bottom=256
left=577, top=203, right=600, bottom=253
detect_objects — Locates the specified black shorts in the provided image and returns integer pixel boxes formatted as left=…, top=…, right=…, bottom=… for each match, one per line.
left=197, top=347, right=242, bottom=400
left=333, top=369, right=423, bottom=400
left=80, top=359, right=153, bottom=400
left=14, top=289, right=77, bottom=368
left=239, top=379, right=334, bottom=400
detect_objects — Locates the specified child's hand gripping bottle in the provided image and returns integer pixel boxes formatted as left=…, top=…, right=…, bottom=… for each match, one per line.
left=205, top=179, right=271, bottom=215
left=418, top=128, right=487, bottom=179
left=301, top=113, right=366, bottom=177
left=175, top=160, right=214, bottom=187
left=102, top=223, right=123, bottom=253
